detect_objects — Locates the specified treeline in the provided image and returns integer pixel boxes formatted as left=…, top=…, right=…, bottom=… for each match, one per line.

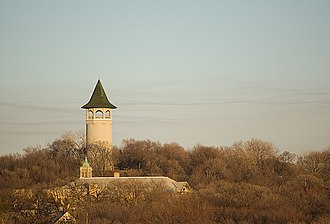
left=0, top=132, right=330, bottom=223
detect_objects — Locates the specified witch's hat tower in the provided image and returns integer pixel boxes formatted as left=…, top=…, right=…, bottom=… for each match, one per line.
left=82, top=80, right=117, bottom=147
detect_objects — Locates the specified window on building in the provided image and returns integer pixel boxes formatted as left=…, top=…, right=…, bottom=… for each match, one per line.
left=105, top=110, right=110, bottom=118
left=95, top=110, right=103, bottom=118
left=88, top=110, right=93, bottom=119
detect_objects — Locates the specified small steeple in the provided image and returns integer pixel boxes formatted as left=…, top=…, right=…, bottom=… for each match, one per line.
left=80, top=157, right=93, bottom=178
left=82, top=79, right=117, bottom=109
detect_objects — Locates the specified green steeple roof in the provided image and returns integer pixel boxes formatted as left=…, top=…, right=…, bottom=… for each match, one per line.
left=82, top=157, right=91, bottom=167
left=82, top=79, right=117, bottom=109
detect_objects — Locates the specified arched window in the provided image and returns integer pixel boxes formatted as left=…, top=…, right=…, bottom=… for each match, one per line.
left=88, top=110, right=94, bottom=119
left=95, top=110, right=103, bottom=118
left=105, top=110, right=111, bottom=118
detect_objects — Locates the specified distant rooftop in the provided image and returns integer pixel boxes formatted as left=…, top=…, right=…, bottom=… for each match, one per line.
left=82, top=79, right=117, bottom=109
left=76, top=176, right=190, bottom=193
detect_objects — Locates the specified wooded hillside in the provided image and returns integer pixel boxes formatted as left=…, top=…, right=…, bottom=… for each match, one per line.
left=0, top=132, right=329, bottom=223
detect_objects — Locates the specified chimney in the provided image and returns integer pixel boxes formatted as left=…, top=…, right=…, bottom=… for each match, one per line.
left=114, top=172, right=120, bottom=177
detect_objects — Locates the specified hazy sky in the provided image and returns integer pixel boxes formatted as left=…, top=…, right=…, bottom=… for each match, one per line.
left=0, top=0, right=329, bottom=155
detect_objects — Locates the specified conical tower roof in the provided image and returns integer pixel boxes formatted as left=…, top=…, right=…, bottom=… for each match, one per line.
left=82, top=157, right=91, bottom=167
left=82, top=79, right=117, bottom=109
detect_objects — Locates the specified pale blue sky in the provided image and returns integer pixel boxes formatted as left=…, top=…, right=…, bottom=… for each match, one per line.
left=0, top=0, right=329, bottom=155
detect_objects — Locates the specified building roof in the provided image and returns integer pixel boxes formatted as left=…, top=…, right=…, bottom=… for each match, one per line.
left=81, top=79, right=117, bottom=109
left=52, top=211, right=76, bottom=224
left=82, top=157, right=91, bottom=167
left=76, top=176, right=190, bottom=193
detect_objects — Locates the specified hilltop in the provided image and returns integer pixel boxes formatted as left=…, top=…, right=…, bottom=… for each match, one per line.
left=0, top=132, right=330, bottom=223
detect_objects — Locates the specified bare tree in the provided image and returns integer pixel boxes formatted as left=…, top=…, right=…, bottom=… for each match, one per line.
left=88, top=141, right=113, bottom=176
